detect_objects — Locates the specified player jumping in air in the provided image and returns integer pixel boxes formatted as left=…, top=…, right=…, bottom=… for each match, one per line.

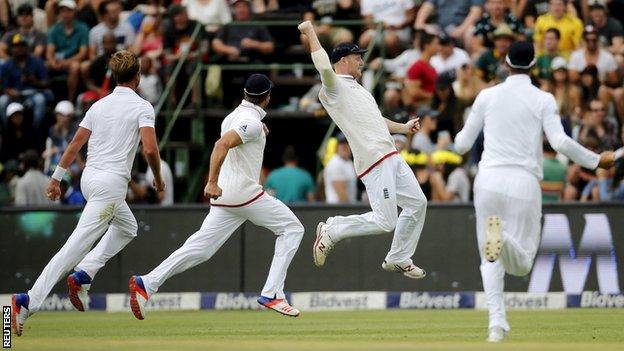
left=11, top=50, right=165, bottom=336
left=454, top=41, right=615, bottom=342
left=128, top=74, right=304, bottom=319
left=298, top=21, right=427, bottom=279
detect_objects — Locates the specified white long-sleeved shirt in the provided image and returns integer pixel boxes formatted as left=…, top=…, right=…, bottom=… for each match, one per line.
left=454, top=74, right=599, bottom=180
left=312, top=49, right=397, bottom=177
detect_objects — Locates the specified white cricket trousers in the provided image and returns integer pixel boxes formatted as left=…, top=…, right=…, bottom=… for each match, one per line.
left=28, top=168, right=138, bottom=312
left=474, top=167, right=542, bottom=331
left=141, top=194, right=304, bottom=299
left=325, top=154, right=427, bottom=265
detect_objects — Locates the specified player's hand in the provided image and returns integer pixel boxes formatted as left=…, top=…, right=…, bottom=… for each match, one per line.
left=405, top=118, right=420, bottom=134
left=204, top=182, right=222, bottom=200
left=262, top=123, right=269, bottom=136
left=45, top=180, right=61, bottom=201
left=153, top=177, right=166, bottom=192
left=298, top=21, right=314, bottom=35
left=597, top=151, right=615, bottom=169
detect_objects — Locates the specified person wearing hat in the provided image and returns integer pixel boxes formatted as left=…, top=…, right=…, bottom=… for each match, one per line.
left=471, top=0, right=524, bottom=56
left=43, top=101, right=82, bottom=174
left=46, top=0, right=89, bottom=102
left=299, top=21, right=428, bottom=280
left=454, top=41, right=616, bottom=342
left=476, top=23, right=515, bottom=82
left=11, top=50, right=165, bottom=336
left=0, top=102, right=36, bottom=162
left=130, top=73, right=304, bottom=319
left=0, top=33, right=50, bottom=129
left=533, top=0, right=583, bottom=57
left=324, top=132, right=357, bottom=204
left=0, top=3, right=47, bottom=61
left=542, top=56, right=580, bottom=121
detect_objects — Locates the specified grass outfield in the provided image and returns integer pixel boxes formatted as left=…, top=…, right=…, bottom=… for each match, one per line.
left=10, top=309, right=624, bottom=351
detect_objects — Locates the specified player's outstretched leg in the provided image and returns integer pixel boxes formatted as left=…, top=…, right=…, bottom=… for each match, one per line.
left=11, top=293, right=29, bottom=336
left=67, top=270, right=92, bottom=312
left=129, top=275, right=149, bottom=320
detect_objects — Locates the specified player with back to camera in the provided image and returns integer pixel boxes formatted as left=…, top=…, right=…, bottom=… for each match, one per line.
left=454, top=41, right=616, bottom=342
left=298, top=21, right=428, bottom=279
left=11, top=50, right=165, bottom=336
left=128, top=74, right=304, bottom=319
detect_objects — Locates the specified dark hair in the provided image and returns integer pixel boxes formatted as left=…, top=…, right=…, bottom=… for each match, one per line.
left=419, top=31, right=437, bottom=51
left=545, top=27, right=561, bottom=40
left=282, top=145, right=298, bottom=164
left=19, top=149, right=41, bottom=171
left=98, top=1, right=109, bottom=16
left=580, top=65, right=600, bottom=107
left=243, top=91, right=270, bottom=106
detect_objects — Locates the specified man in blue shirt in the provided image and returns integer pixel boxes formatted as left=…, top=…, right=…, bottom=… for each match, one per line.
left=264, top=146, right=316, bottom=203
left=0, top=33, right=51, bottom=129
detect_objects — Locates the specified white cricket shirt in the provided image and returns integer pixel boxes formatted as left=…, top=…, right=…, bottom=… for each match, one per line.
left=211, top=100, right=266, bottom=206
left=79, top=86, right=155, bottom=181
left=312, top=49, right=397, bottom=177
left=455, top=74, right=600, bottom=180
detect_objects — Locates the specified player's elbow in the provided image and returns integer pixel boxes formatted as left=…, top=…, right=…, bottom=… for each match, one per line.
left=142, top=145, right=159, bottom=159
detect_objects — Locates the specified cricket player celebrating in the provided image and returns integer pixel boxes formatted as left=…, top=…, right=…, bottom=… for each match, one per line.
left=11, top=50, right=165, bottom=336
left=298, top=21, right=427, bottom=279
left=129, top=74, right=304, bottom=319
left=454, top=41, right=615, bottom=342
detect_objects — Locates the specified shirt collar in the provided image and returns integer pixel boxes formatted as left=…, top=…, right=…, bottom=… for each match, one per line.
left=240, top=100, right=267, bottom=120
left=113, top=86, right=137, bottom=95
left=505, top=74, right=531, bottom=84
left=337, top=74, right=355, bottom=80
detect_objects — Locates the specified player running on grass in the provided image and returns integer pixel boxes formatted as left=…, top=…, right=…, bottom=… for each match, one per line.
left=11, top=50, right=165, bottom=336
left=128, top=74, right=304, bottom=319
left=454, top=41, right=616, bottom=342
left=298, top=21, right=427, bottom=279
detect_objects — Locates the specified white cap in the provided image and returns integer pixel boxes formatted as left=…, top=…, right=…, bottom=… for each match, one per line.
left=58, top=0, right=77, bottom=10
left=55, top=100, right=75, bottom=116
left=6, top=102, right=24, bottom=117
left=550, top=56, right=568, bottom=71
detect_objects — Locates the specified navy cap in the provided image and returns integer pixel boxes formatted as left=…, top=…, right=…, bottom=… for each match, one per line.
left=506, top=41, right=535, bottom=69
left=330, top=43, right=367, bottom=64
left=244, top=73, right=274, bottom=96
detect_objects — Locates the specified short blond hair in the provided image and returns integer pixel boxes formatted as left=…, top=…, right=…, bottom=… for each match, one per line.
left=109, top=50, right=140, bottom=84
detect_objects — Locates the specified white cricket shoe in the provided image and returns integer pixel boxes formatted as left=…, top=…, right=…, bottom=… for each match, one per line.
left=486, top=326, right=506, bottom=342
left=11, top=293, right=30, bottom=336
left=484, top=215, right=503, bottom=262
left=257, top=296, right=300, bottom=317
left=129, top=276, right=149, bottom=320
left=382, top=261, right=427, bottom=279
left=313, top=222, right=336, bottom=267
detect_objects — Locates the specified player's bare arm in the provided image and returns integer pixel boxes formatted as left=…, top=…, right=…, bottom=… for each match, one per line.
left=385, top=117, right=420, bottom=135
left=205, top=130, right=244, bottom=200
left=46, top=127, right=91, bottom=201
left=140, top=127, right=165, bottom=192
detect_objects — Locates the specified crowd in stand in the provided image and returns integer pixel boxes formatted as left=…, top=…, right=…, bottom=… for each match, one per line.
left=1, top=0, right=624, bottom=206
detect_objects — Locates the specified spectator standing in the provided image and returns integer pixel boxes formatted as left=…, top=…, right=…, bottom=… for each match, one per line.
left=0, top=4, right=46, bottom=62
left=0, top=34, right=51, bottom=129
left=472, top=0, right=523, bottom=56
left=476, top=23, right=514, bottom=82
left=533, top=0, right=582, bottom=57
left=14, top=149, right=57, bottom=206
left=359, top=0, right=416, bottom=57
left=88, top=0, right=135, bottom=59
left=0, top=103, right=35, bottom=162
left=402, top=31, right=440, bottom=108
left=46, top=0, right=89, bottom=102
left=323, top=133, right=357, bottom=204
left=264, top=146, right=316, bottom=203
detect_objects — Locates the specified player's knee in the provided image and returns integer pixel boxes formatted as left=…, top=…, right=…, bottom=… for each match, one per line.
left=375, top=214, right=398, bottom=232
